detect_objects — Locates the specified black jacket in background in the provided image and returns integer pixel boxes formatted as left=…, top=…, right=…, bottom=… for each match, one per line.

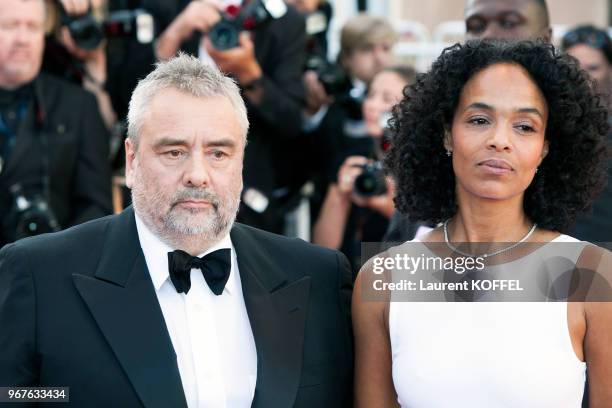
left=0, top=73, right=112, bottom=246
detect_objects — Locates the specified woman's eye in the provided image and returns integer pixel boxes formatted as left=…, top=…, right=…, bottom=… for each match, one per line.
left=468, top=117, right=489, bottom=125
left=516, top=124, right=535, bottom=132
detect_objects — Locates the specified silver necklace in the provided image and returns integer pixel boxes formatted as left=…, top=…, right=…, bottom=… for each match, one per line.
left=443, top=219, right=537, bottom=259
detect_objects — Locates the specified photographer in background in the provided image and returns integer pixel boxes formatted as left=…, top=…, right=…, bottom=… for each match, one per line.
left=303, top=13, right=396, bottom=124
left=42, top=0, right=118, bottom=131
left=0, top=0, right=112, bottom=246
left=122, top=0, right=307, bottom=233
left=313, top=66, right=414, bottom=272
left=285, top=0, right=332, bottom=59
left=562, top=25, right=612, bottom=242
left=304, top=14, right=396, bottom=222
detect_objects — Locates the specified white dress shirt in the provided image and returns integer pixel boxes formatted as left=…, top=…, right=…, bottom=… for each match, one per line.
left=135, top=215, right=257, bottom=408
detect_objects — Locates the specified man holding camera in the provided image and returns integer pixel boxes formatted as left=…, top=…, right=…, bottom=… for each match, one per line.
left=0, top=0, right=112, bottom=246
left=118, top=0, right=307, bottom=234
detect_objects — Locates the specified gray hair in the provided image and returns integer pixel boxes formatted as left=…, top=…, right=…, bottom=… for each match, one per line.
left=127, top=53, right=249, bottom=148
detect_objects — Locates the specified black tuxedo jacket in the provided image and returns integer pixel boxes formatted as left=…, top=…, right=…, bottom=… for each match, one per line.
left=0, top=207, right=353, bottom=407
left=0, top=73, right=112, bottom=245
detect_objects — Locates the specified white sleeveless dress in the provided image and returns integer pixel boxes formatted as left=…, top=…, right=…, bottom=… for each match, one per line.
left=390, top=234, right=587, bottom=407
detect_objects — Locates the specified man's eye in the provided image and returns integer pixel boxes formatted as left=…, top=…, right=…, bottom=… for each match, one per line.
left=211, top=150, right=227, bottom=160
left=165, top=150, right=184, bottom=158
left=0, top=22, right=18, bottom=30
left=500, top=19, right=519, bottom=29
left=466, top=18, right=486, bottom=33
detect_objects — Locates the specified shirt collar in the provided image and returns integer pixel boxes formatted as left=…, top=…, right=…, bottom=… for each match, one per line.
left=134, top=213, right=235, bottom=295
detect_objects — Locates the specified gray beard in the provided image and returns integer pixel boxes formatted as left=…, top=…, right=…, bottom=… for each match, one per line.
left=131, top=182, right=240, bottom=254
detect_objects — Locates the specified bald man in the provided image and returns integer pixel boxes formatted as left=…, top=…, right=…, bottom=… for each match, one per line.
left=465, top=0, right=552, bottom=42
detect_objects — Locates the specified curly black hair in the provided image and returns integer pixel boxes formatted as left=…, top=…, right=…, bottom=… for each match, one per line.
left=385, top=40, right=609, bottom=232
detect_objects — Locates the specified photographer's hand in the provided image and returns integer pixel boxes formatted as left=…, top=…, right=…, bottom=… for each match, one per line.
left=58, top=27, right=117, bottom=129
left=59, top=0, right=95, bottom=15
left=352, top=176, right=396, bottom=218
left=204, top=32, right=263, bottom=89
left=337, top=156, right=369, bottom=197
left=156, top=0, right=222, bottom=61
left=303, top=70, right=333, bottom=116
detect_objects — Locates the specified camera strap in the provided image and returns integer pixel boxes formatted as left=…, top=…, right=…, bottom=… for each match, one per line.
left=31, top=79, right=54, bottom=214
left=0, top=90, right=31, bottom=175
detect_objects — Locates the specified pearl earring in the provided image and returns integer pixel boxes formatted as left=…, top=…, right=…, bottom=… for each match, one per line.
left=446, top=150, right=452, bottom=157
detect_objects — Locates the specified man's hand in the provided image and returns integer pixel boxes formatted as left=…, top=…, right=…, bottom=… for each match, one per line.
left=204, top=32, right=262, bottom=86
left=59, top=27, right=105, bottom=64
left=303, top=70, right=333, bottom=115
left=59, top=0, right=98, bottom=15
left=337, top=156, right=369, bottom=198
left=156, top=0, right=222, bottom=61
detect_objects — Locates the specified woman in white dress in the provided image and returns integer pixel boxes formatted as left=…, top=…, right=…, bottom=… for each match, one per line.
left=353, top=40, right=612, bottom=407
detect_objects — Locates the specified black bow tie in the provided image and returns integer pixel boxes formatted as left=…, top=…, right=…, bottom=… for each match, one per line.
left=167, top=248, right=231, bottom=295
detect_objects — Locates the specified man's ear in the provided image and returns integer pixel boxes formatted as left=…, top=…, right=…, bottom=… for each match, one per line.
left=443, top=129, right=453, bottom=152
left=125, top=138, right=136, bottom=189
left=541, top=27, right=553, bottom=44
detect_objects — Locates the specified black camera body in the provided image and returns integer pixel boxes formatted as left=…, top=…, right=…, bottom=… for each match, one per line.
left=61, top=5, right=154, bottom=50
left=4, top=184, right=60, bottom=242
left=305, top=55, right=352, bottom=97
left=209, top=0, right=287, bottom=50
left=304, top=56, right=363, bottom=121
left=354, top=162, right=387, bottom=197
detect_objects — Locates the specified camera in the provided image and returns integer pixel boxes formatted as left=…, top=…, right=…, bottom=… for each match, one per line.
left=209, top=0, right=287, bottom=50
left=60, top=3, right=154, bottom=50
left=4, top=184, right=60, bottom=241
left=354, top=162, right=387, bottom=197
left=305, top=55, right=352, bottom=97
left=304, top=56, right=363, bottom=120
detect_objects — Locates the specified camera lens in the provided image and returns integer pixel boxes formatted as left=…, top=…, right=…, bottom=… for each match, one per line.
left=209, top=20, right=240, bottom=50
left=354, top=162, right=387, bottom=197
left=68, top=15, right=105, bottom=50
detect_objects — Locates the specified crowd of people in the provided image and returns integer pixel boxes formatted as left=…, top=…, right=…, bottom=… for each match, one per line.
left=1, top=0, right=611, bottom=406
left=1, top=0, right=610, bottom=264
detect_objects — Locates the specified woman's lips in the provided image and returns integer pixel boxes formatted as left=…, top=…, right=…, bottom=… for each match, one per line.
left=477, top=159, right=513, bottom=175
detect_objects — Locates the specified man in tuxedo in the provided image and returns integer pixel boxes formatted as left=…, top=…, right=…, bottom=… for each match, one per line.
left=108, top=0, right=307, bottom=233
left=0, top=54, right=353, bottom=407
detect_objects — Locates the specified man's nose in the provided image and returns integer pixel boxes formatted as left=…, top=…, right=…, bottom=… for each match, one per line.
left=14, top=25, right=32, bottom=44
left=183, top=153, right=211, bottom=188
left=373, top=45, right=389, bottom=64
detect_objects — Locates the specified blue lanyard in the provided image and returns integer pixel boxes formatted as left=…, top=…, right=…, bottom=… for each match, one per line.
left=0, top=101, right=28, bottom=163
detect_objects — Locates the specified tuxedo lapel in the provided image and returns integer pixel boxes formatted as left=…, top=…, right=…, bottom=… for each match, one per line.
left=73, top=207, right=187, bottom=408
left=231, top=224, right=311, bottom=408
